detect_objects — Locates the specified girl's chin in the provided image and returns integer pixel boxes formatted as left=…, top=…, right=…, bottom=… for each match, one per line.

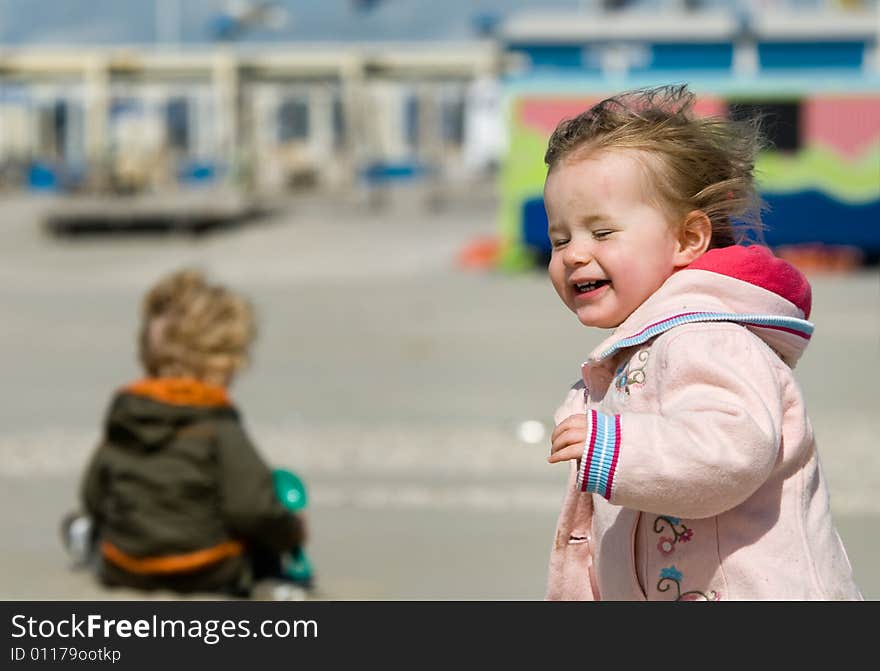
left=575, top=310, right=623, bottom=329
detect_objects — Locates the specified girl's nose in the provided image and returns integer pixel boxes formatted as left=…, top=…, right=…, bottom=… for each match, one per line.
left=563, top=241, right=592, bottom=266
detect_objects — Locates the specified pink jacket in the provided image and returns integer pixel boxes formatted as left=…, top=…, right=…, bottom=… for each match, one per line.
left=545, top=246, right=862, bottom=601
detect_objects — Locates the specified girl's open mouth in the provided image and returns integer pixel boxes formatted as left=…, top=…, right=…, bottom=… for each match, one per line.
left=574, top=279, right=611, bottom=297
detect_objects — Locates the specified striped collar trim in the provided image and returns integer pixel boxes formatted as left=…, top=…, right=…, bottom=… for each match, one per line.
left=592, top=311, right=814, bottom=362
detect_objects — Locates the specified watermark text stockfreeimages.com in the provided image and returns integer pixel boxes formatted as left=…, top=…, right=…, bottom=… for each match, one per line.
left=11, top=612, right=318, bottom=646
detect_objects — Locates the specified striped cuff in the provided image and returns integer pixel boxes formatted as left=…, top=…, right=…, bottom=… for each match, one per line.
left=575, top=409, right=621, bottom=500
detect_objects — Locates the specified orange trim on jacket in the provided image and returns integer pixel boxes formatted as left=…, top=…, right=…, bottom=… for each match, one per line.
left=101, top=539, right=244, bottom=575
left=124, top=378, right=230, bottom=408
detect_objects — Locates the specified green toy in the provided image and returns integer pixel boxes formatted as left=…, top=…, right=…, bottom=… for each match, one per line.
left=272, top=468, right=314, bottom=587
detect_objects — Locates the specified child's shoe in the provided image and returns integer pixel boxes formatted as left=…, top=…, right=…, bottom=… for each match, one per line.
left=251, top=578, right=311, bottom=601
left=60, top=511, right=95, bottom=567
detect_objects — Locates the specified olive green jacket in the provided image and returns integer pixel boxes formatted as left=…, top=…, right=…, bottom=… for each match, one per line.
left=81, top=378, right=302, bottom=581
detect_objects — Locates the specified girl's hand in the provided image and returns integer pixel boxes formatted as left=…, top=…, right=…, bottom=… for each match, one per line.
left=548, top=413, right=587, bottom=463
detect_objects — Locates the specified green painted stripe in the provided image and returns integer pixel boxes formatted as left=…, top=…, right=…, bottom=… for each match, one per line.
left=757, top=146, right=880, bottom=203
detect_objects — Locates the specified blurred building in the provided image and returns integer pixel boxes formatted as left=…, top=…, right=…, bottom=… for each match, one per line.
left=0, top=44, right=497, bottom=197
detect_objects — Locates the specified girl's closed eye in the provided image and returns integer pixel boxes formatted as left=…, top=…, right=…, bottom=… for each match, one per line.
left=592, top=229, right=614, bottom=240
left=551, top=237, right=570, bottom=249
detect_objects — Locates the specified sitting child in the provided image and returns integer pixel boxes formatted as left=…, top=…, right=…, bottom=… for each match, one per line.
left=64, top=268, right=309, bottom=598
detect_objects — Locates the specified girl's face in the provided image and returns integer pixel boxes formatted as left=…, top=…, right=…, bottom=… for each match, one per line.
left=545, top=150, right=690, bottom=329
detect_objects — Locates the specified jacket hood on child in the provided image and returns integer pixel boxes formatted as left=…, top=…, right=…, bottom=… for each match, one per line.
left=106, top=378, right=236, bottom=453
left=589, top=244, right=813, bottom=369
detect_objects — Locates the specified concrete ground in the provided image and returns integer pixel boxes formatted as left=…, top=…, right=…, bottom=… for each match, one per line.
left=0, top=186, right=876, bottom=600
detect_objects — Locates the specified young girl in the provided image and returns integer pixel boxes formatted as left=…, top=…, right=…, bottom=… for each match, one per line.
left=542, top=84, right=861, bottom=600
left=69, top=269, right=309, bottom=598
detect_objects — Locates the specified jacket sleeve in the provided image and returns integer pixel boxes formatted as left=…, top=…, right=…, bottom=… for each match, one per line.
left=81, top=397, right=120, bottom=521
left=577, top=325, right=784, bottom=519
left=80, top=444, right=106, bottom=520
left=215, top=418, right=305, bottom=552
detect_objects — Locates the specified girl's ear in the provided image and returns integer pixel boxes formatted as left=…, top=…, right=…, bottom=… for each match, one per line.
left=674, top=210, right=713, bottom=267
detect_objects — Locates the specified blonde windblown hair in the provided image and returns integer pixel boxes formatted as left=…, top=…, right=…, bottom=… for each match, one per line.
left=138, top=269, right=256, bottom=382
left=544, top=84, right=765, bottom=248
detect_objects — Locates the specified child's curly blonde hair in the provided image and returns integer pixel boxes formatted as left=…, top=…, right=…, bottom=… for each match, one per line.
left=138, top=269, right=256, bottom=383
left=544, top=84, right=764, bottom=248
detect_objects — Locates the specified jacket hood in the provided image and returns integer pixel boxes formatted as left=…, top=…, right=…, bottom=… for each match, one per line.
left=105, top=378, right=237, bottom=452
left=588, top=245, right=814, bottom=368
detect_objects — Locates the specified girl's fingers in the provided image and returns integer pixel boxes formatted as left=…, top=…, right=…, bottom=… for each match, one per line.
left=550, top=426, right=586, bottom=455
left=550, top=414, right=587, bottom=444
left=547, top=414, right=588, bottom=464
left=547, top=444, right=583, bottom=464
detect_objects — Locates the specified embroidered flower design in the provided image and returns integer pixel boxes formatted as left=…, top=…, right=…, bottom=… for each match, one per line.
left=657, top=566, right=720, bottom=602
left=614, top=366, right=627, bottom=392
left=679, top=592, right=720, bottom=602
left=660, top=566, right=682, bottom=582
left=614, top=349, right=649, bottom=395
left=653, top=516, right=692, bottom=555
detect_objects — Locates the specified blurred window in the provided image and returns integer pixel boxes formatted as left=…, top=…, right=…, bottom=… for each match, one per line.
left=758, top=41, right=865, bottom=70
left=641, top=43, right=733, bottom=71
left=165, top=98, right=190, bottom=152
left=601, top=0, right=633, bottom=9
left=332, top=95, right=346, bottom=149
left=441, top=98, right=465, bottom=145
left=405, top=95, right=420, bottom=150
left=509, top=45, right=597, bottom=71
left=728, top=100, right=801, bottom=152
left=111, top=98, right=142, bottom=118
left=53, top=101, right=67, bottom=159
left=278, top=98, right=309, bottom=142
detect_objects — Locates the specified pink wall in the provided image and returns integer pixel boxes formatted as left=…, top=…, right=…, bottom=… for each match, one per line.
left=520, top=96, right=726, bottom=136
left=802, top=97, right=880, bottom=158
